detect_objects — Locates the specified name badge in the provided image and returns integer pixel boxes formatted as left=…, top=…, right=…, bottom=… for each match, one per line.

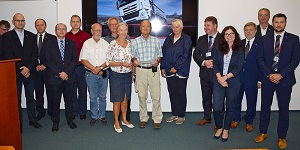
left=274, top=56, right=279, bottom=62
left=206, top=52, right=211, bottom=57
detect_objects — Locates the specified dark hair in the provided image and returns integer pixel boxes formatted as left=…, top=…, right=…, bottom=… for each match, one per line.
left=35, top=18, right=47, bottom=26
left=204, top=16, right=218, bottom=26
left=272, top=13, right=287, bottom=22
left=0, top=20, right=10, bottom=29
left=71, top=15, right=81, bottom=22
left=218, top=26, right=241, bottom=54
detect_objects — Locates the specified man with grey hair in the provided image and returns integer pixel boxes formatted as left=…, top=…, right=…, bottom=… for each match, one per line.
left=256, top=8, right=273, bottom=38
left=104, top=16, right=120, bottom=43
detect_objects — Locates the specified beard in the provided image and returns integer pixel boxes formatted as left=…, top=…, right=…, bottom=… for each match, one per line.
left=274, top=28, right=284, bottom=33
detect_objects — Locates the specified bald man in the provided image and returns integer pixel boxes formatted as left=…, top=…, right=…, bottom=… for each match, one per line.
left=2, top=13, right=41, bottom=131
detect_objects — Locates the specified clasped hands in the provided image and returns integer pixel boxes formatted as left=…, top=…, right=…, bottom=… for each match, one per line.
left=217, top=75, right=228, bottom=87
left=59, top=72, right=68, bottom=80
left=269, top=73, right=282, bottom=84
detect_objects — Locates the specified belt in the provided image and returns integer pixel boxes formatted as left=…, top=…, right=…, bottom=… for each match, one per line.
left=86, top=69, right=92, bottom=72
left=137, top=65, right=152, bottom=69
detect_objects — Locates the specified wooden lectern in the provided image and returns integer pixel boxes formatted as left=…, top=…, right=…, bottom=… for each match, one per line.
left=0, top=59, right=22, bottom=150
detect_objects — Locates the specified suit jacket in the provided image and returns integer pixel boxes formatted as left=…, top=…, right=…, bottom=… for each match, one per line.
left=2, top=29, right=38, bottom=79
left=240, top=38, right=262, bottom=87
left=255, top=24, right=273, bottom=39
left=42, top=37, right=77, bottom=85
left=38, top=32, right=56, bottom=66
left=0, top=35, right=3, bottom=60
left=257, top=31, right=300, bottom=87
left=213, top=47, right=244, bottom=87
left=193, top=33, right=221, bottom=80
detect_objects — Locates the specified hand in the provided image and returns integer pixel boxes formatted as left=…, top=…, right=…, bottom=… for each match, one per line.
left=20, top=66, right=30, bottom=77
left=217, top=76, right=227, bottom=83
left=204, top=60, right=213, bottom=68
left=220, top=81, right=228, bottom=87
left=269, top=74, right=281, bottom=84
left=161, top=70, right=166, bottom=78
left=122, top=62, right=132, bottom=68
left=39, top=64, right=46, bottom=71
left=132, top=60, right=140, bottom=67
left=257, top=82, right=262, bottom=88
left=59, top=72, right=68, bottom=80
left=170, top=67, right=177, bottom=73
left=92, top=67, right=101, bottom=75
left=152, top=60, right=159, bottom=67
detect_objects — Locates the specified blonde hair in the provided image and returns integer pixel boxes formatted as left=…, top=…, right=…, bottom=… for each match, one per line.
left=116, top=22, right=128, bottom=33
left=244, top=22, right=257, bottom=30
left=172, top=19, right=183, bottom=29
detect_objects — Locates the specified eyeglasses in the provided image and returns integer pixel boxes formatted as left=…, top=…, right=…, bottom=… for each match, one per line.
left=258, top=14, right=269, bottom=17
left=224, top=32, right=235, bottom=37
left=14, top=20, right=25, bottom=22
left=109, top=24, right=117, bottom=26
left=56, top=28, right=66, bottom=31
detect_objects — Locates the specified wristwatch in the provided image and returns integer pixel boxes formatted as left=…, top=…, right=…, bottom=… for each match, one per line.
left=100, top=66, right=103, bottom=70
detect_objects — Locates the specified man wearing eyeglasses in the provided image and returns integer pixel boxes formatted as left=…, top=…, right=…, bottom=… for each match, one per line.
left=42, top=23, right=78, bottom=132
left=2, top=13, right=41, bottom=131
left=256, top=8, right=274, bottom=38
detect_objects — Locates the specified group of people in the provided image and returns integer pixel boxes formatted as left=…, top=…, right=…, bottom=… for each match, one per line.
left=0, top=7, right=299, bottom=149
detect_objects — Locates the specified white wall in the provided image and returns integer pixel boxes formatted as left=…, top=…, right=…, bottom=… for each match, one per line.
left=1, top=0, right=299, bottom=112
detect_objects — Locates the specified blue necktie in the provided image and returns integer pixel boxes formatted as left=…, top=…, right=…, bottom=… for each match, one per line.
left=272, top=35, right=281, bottom=71
left=208, top=36, right=213, bottom=52
left=59, top=40, right=64, bottom=61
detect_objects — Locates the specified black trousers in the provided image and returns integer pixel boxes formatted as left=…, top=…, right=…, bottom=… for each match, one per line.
left=47, top=82, right=74, bottom=124
left=166, top=76, right=188, bottom=117
left=200, top=78, right=214, bottom=120
left=35, top=70, right=51, bottom=116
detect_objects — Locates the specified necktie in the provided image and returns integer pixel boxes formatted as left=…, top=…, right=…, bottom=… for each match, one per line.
left=245, top=40, right=250, bottom=58
left=59, top=40, right=65, bottom=61
left=272, top=35, right=281, bottom=71
left=38, top=34, right=43, bottom=58
left=208, top=36, right=213, bottom=52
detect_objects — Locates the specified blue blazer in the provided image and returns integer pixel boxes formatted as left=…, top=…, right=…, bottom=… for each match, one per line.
left=213, top=47, right=244, bottom=87
left=37, top=32, right=56, bottom=66
left=257, top=32, right=300, bottom=87
left=240, top=38, right=262, bottom=87
left=42, top=38, right=78, bottom=85
left=161, top=32, right=193, bottom=77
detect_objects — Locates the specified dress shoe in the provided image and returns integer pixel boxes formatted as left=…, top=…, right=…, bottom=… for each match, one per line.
left=52, top=124, right=59, bottom=133
left=197, top=119, right=211, bottom=126
left=154, top=123, right=161, bottom=129
left=231, top=121, right=239, bottom=129
left=121, top=121, right=135, bottom=128
left=221, top=130, right=229, bottom=142
left=36, top=114, right=45, bottom=121
left=90, top=118, right=98, bottom=126
left=68, top=121, right=77, bottom=129
left=245, top=124, right=253, bottom=132
left=278, top=138, right=287, bottom=149
left=29, top=120, right=42, bottom=128
left=114, top=125, right=122, bottom=133
left=80, top=114, right=86, bottom=120
left=255, top=133, right=267, bottom=143
left=139, top=121, right=147, bottom=128
left=100, top=118, right=108, bottom=125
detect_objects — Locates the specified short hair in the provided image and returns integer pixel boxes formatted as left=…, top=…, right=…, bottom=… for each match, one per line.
left=35, top=18, right=47, bottom=26
left=70, top=15, right=81, bottom=22
left=172, top=19, right=183, bottom=29
left=55, top=23, right=67, bottom=30
left=91, top=23, right=102, bottom=30
left=244, top=22, right=257, bottom=30
left=272, top=13, right=287, bottom=22
left=204, top=16, right=218, bottom=25
left=0, top=20, right=10, bottom=29
left=116, top=22, right=128, bottom=33
left=258, top=8, right=270, bottom=15
left=107, top=16, right=120, bottom=26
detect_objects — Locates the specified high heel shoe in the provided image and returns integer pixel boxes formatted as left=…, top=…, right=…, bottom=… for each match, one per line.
left=114, top=125, right=122, bottom=133
left=213, top=129, right=223, bottom=139
left=221, top=137, right=228, bottom=142
left=121, top=121, right=135, bottom=128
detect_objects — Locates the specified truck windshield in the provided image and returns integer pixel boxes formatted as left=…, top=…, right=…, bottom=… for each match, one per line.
left=117, top=0, right=136, bottom=7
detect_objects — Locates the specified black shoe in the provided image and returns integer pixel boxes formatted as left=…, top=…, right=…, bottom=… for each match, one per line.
left=68, top=121, right=77, bottom=129
left=36, top=114, right=45, bottom=121
left=90, top=119, right=98, bottom=126
left=52, top=123, right=59, bottom=133
left=100, top=118, right=108, bottom=125
left=29, top=120, right=42, bottom=128
left=72, top=115, right=76, bottom=120
left=80, top=114, right=86, bottom=120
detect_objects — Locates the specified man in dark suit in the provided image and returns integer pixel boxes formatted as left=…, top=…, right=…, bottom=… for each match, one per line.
left=43, top=23, right=78, bottom=132
left=255, top=13, right=300, bottom=149
left=2, top=13, right=42, bottom=130
left=34, top=18, right=56, bottom=121
left=193, top=16, right=221, bottom=126
left=231, top=22, right=262, bottom=132
left=255, top=8, right=274, bottom=38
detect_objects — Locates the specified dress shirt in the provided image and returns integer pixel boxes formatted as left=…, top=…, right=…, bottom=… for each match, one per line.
left=201, top=32, right=218, bottom=66
left=260, top=25, right=268, bottom=36
left=14, top=29, right=24, bottom=46
left=57, top=38, right=65, bottom=50
left=245, top=37, right=255, bottom=51
left=131, top=35, right=162, bottom=67
left=37, top=32, right=45, bottom=45
left=223, top=48, right=233, bottom=75
left=79, top=38, right=109, bottom=68
left=274, top=31, right=285, bottom=49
